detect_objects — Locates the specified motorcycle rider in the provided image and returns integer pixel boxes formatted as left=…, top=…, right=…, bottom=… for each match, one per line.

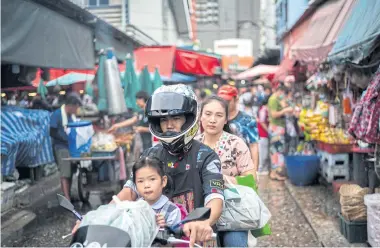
left=73, top=85, right=224, bottom=247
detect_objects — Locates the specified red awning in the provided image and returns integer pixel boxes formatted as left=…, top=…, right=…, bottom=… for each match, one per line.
left=291, top=0, right=355, bottom=63
left=134, top=46, right=221, bottom=77
left=134, top=46, right=176, bottom=78
left=234, top=65, right=279, bottom=80
left=174, top=49, right=220, bottom=76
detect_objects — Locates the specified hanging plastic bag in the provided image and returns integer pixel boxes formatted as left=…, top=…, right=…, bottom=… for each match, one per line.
left=79, top=197, right=159, bottom=247
left=342, top=77, right=353, bottom=115
left=216, top=177, right=271, bottom=232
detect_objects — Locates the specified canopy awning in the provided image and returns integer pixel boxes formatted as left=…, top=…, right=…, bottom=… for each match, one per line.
left=134, top=46, right=221, bottom=77
left=291, top=0, right=355, bottom=63
left=273, top=58, right=295, bottom=81
left=1, top=0, right=95, bottom=69
left=234, top=65, right=279, bottom=80
left=328, top=0, right=380, bottom=64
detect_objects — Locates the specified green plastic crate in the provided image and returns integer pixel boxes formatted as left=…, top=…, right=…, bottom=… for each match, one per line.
left=338, top=212, right=367, bottom=243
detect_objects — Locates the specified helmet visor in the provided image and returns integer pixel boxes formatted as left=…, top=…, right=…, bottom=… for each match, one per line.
left=145, top=92, right=197, bottom=117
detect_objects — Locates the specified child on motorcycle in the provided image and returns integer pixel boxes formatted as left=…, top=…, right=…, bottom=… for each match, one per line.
left=132, top=155, right=182, bottom=229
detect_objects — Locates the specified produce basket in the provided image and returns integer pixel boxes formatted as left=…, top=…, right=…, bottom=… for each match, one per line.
left=318, top=141, right=353, bottom=154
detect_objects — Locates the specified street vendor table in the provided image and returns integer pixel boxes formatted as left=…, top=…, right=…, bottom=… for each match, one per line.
left=62, top=148, right=126, bottom=202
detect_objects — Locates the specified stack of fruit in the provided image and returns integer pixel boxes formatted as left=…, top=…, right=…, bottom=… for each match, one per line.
left=318, top=127, right=353, bottom=144
left=299, top=110, right=329, bottom=141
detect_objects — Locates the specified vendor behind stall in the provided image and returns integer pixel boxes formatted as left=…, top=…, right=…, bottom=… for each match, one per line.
left=50, top=93, right=82, bottom=201
left=108, top=91, right=152, bottom=151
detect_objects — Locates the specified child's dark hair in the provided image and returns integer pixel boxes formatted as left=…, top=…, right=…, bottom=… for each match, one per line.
left=132, top=155, right=174, bottom=197
left=201, top=95, right=232, bottom=133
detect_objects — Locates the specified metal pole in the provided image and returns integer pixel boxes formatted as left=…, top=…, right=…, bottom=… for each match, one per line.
left=121, top=0, right=127, bottom=32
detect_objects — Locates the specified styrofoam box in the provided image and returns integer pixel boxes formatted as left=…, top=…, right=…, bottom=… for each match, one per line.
left=364, top=194, right=380, bottom=248
left=1, top=182, right=16, bottom=213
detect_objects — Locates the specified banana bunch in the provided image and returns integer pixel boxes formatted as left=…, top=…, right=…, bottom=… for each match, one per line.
left=318, top=128, right=352, bottom=144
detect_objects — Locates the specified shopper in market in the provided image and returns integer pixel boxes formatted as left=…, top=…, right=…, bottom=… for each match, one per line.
left=217, top=85, right=259, bottom=174
left=267, top=85, right=294, bottom=180
left=108, top=90, right=152, bottom=151
left=74, top=84, right=224, bottom=247
left=257, top=95, right=271, bottom=175
left=50, top=93, right=82, bottom=201
left=196, top=95, right=257, bottom=247
left=283, top=89, right=300, bottom=154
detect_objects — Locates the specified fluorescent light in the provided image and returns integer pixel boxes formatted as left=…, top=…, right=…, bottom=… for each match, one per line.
left=28, top=92, right=37, bottom=97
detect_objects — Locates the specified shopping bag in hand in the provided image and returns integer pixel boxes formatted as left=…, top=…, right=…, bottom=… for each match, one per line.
left=236, top=174, right=272, bottom=237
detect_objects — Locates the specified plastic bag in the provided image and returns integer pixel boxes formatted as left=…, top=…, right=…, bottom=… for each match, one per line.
left=236, top=175, right=272, bottom=237
left=216, top=180, right=271, bottom=231
left=80, top=198, right=159, bottom=247
left=91, top=132, right=118, bottom=151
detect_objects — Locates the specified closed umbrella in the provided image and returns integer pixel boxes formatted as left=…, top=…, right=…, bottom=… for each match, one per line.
left=37, top=79, right=48, bottom=99
left=95, top=53, right=107, bottom=112
left=139, top=66, right=153, bottom=95
left=152, top=67, right=163, bottom=91
left=123, top=55, right=139, bottom=111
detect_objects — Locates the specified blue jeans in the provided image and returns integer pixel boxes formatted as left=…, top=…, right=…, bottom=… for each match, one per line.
left=219, top=231, right=248, bottom=247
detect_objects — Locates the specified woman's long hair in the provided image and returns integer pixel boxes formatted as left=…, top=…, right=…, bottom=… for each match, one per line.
left=200, top=95, right=232, bottom=133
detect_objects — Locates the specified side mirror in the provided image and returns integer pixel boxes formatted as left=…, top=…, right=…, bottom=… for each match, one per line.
left=182, top=207, right=210, bottom=224
left=57, top=194, right=83, bottom=220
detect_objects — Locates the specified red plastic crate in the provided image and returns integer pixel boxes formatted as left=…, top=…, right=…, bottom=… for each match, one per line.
left=319, top=142, right=353, bottom=154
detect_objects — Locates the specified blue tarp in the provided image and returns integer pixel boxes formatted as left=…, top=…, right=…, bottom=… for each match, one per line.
left=328, top=0, right=380, bottom=64
left=1, top=107, right=54, bottom=176
left=161, top=72, right=197, bottom=83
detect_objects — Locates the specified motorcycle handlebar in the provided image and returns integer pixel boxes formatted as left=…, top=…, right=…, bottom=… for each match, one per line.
left=176, top=229, right=217, bottom=241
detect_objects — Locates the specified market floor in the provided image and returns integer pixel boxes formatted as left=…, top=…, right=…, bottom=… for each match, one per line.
left=256, top=175, right=321, bottom=247
left=7, top=176, right=321, bottom=247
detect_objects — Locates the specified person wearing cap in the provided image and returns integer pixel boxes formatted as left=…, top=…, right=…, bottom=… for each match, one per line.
left=50, top=93, right=82, bottom=201
left=217, top=85, right=259, bottom=175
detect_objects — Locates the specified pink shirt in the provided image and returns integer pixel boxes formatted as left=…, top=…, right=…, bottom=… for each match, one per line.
left=195, top=131, right=254, bottom=177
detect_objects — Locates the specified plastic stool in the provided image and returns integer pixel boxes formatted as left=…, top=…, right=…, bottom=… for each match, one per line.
left=322, top=161, right=350, bottom=183
left=323, top=153, right=349, bottom=167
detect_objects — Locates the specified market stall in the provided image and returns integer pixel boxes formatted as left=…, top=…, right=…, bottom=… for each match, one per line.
left=1, top=106, right=55, bottom=180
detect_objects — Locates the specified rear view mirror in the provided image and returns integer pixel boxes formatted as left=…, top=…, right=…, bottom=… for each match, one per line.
left=182, top=207, right=210, bottom=224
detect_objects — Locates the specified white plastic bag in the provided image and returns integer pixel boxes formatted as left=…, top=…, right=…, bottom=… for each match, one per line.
left=80, top=197, right=159, bottom=247
left=216, top=183, right=271, bottom=231
left=91, top=132, right=118, bottom=151
left=75, top=125, right=94, bottom=148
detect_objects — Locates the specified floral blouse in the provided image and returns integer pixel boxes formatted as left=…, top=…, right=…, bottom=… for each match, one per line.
left=195, top=131, right=254, bottom=177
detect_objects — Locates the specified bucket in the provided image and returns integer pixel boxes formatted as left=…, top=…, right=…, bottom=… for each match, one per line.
left=67, top=121, right=93, bottom=158
left=285, top=155, right=320, bottom=186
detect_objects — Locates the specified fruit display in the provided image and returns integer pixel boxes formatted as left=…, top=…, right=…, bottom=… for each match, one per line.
left=318, top=127, right=353, bottom=144
left=298, top=105, right=353, bottom=145
left=299, top=109, right=329, bottom=140
left=115, top=133, right=134, bottom=146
